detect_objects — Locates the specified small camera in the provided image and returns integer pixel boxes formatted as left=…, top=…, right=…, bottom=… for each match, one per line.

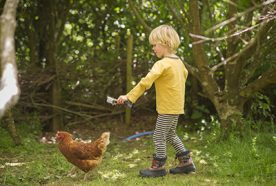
left=106, top=96, right=117, bottom=105
left=106, top=96, right=133, bottom=108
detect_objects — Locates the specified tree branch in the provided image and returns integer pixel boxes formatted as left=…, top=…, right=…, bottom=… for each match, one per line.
left=204, top=0, right=276, bottom=34
left=128, top=0, right=152, bottom=33
left=65, top=101, right=112, bottom=112
left=240, top=68, right=276, bottom=98
left=167, top=1, right=188, bottom=28
left=179, top=58, right=200, bottom=80
left=177, top=0, right=190, bottom=25
left=241, top=22, right=276, bottom=86
left=23, top=102, right=124, bottom=120
left=234, top=18, right=275, bottom=81
left=210, top=52, right=239, bottom=72
left=190, top=23, right=260, bottom=45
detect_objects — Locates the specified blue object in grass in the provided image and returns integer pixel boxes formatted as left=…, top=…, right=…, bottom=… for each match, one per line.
left=125, top=131, right=154, bottom=141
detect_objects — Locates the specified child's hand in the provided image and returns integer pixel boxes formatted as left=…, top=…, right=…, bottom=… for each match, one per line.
left=117, top=95, right=128, bottom=104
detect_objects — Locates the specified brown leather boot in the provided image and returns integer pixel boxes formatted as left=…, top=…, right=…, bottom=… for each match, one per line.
left=139, top=155, right=167, bottom=177
left=169, top=151, right=196, bottom=174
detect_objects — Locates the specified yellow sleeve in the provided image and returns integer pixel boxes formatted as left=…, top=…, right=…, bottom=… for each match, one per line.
left=127, top=61, right=165, bottom=103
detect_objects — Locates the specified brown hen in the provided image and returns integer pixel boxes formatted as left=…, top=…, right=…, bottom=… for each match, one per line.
left=55, top=131, right=110, bottom=174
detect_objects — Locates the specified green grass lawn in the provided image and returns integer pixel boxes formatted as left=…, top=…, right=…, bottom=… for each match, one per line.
left=0, top=121, right=275, bottom=186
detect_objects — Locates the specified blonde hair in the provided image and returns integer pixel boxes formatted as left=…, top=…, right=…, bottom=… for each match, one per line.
left=149, top=24, right=180, bottom=53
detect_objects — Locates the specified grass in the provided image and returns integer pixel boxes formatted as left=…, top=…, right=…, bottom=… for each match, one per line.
left=0, top=120, right=275, bottom=186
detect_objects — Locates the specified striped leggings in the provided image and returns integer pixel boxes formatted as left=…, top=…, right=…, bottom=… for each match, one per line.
left=153, top=114, right=186, bottom=158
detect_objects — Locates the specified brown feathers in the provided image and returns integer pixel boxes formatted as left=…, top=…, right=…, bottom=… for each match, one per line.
left=55, top=131, right=110, bottom=173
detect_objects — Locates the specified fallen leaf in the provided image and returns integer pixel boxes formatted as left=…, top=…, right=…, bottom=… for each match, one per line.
left=5, top=162, right=26, bottom=167
left=199, top=159, right=208, bottom=164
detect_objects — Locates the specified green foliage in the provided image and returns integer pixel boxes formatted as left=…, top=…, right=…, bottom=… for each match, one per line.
left=247, top=92, right=274, bottom=122
left=237, top=0, right=253, bottom=10
left=190, top=105, right=210, bottom=120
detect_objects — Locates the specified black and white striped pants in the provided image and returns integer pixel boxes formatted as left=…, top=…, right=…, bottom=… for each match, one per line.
left=153, top=114, right=186, bottom=158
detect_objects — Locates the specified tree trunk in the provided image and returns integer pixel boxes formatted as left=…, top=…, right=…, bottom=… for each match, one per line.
left=189, top=0, right=245, bottom=139
left=37, top=0, right=66, bottom=131
left=190, top=77, right=200, bottom=116
left=125, top=34, right=133, bottom=125
left=27, top=19, right=39, bottom=65
left=0, top=0, right=20, bottom=118
left=216, top=100, right=245, bottom=139
left=51, top=71, right=63, bottom=131
left=189, top=0, right=219, bottom=103
left=5, top=110, right=21, bottom=145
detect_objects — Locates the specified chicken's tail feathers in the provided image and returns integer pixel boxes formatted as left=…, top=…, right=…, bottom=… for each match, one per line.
left=101, top=132, right=110, bottom=146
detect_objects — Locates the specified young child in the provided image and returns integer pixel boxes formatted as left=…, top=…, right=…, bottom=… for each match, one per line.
left=117, top=24, right=195, bottom=177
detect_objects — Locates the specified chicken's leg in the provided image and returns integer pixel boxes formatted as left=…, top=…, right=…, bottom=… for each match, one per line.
left=83, top=172, right=89, bottom=181
left=67, top=167, right=79, bottom=177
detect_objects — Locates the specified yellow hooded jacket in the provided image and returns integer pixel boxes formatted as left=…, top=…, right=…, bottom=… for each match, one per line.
left=127, top=57, right=188, bottom=114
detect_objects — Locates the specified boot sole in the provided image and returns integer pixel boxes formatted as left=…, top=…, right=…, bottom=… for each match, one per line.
left=169, top=166, right=196, bottom=174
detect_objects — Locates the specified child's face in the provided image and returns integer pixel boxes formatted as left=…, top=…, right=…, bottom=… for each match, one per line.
left=151, top=43, right=170, bottom=58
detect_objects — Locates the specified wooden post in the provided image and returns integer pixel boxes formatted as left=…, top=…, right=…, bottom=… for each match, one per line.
left=125, top=33, right=133, bottom=125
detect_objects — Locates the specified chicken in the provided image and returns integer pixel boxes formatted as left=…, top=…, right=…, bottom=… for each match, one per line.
left=55, top=131, right=110, bottom=174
